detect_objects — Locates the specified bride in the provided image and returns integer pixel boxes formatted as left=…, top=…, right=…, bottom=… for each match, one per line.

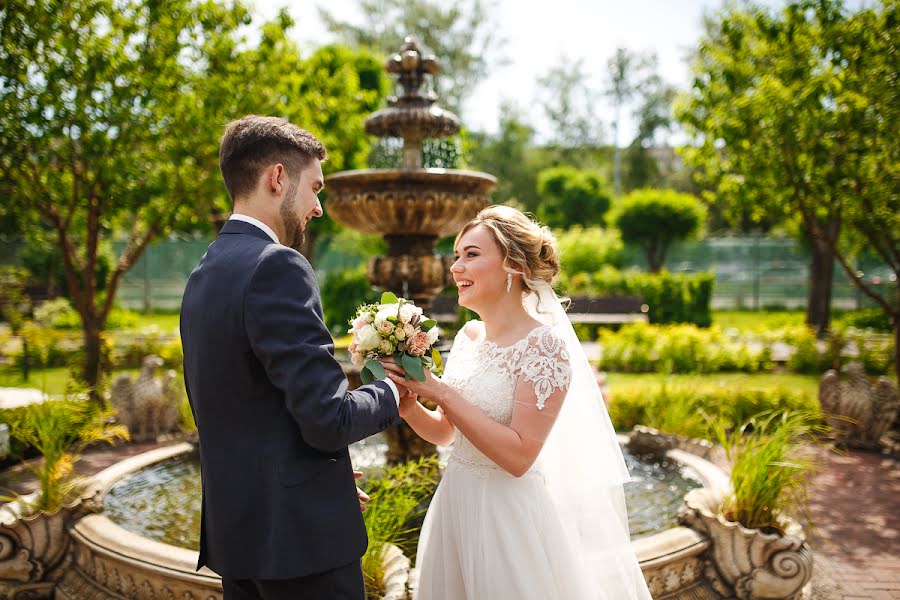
left=380, top=206, right=653, bottom=600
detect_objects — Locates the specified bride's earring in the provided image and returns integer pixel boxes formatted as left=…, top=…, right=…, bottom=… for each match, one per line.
left=506, top=273, right=512, bottom=293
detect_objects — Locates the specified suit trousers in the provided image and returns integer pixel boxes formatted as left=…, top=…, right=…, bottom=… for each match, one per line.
left=222, top=560, right=365, bottom=600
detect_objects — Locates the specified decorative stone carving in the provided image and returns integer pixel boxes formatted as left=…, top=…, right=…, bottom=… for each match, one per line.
left=819, top=362, right=900, bottom=449
left=0, top=493, right=98, bottom=599
left=111, top=355, right=181, bottom=442
left=627, top=425, right=723, bottom=466
left=678, top=488, right=813, bottom=600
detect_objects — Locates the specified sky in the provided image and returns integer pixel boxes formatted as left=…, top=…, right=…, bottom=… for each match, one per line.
left=246, top=0, right=848, bottom=144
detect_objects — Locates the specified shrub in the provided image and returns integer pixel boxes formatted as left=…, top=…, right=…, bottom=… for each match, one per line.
left=608, top=381, right=818, bottom=438
left=32, top=297, right=138, bottom=330
left=613, top=189, right=707, bottom=272
left=710, top=410, right=828, bottom=532
left=15, top=321, right=70, bottom=368
left=362, top=456, right=440, bottom=598
left=836, top=308, right=893, bottom=333
left=536, top=166, right=611, bottom=229
left=3, top=397, right=129, bottom=512
left=557, top=226, right=624, bottom=286
left=321, top=265, right=380, bottom=335
left=573, top=267, right=714, bottom=327
left=597, top=323, right=770, bottom=374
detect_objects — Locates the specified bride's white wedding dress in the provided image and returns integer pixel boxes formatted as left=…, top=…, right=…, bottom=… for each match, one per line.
left=414, top=318, right=653, bottom=600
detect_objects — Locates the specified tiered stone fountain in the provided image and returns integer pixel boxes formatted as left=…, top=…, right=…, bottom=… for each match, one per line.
left=325, top=37, right=496, bottom=311
left=326, top=37, right=496, bottom=462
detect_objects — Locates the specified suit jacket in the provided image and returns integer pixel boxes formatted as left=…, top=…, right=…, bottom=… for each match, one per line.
left=180, top=219, right=400, bottom=579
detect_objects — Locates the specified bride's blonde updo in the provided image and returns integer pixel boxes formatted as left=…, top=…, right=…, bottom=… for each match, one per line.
left=455, top=205, right=561, bottom=292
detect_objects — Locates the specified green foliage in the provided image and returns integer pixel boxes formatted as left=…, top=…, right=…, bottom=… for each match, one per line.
left=607, top=381, right=817, bottom=440
left=362, top=456, right=441, bottom=599
left=598, top=323, right=772, bottom=374
left=557, top=226, right=624, bottom=282
left=15, top=322, right=70, bottom=369
left=0, top=1, right=389, bottom=395
left=835, top=308, right=894, bottom=333
left=536, top=167, right=611, bottom=229
left=34, top=298, right=138, bottom=331
left=614, top=189, right=706, bottom=272
left=321, top=266, right=380, bottom=335
left=571, top=267, right=714, bottom=327
left=677, top=1, right=899, bottom=333
left=710, top=411, right=828, bottom=532
left=318, top=0, right=502, bottom=116
left=4, top=397, right=129, bottom=513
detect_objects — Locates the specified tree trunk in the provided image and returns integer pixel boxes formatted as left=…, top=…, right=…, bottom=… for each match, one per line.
left=806, top=236, right=835, bottom=337
left=81, top=324, right=106, bottom=406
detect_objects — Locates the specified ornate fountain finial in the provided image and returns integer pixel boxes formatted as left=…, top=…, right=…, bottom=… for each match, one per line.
left=365, top=36, right=460, bottom=168
left=386, top=36, right=439, bottom=100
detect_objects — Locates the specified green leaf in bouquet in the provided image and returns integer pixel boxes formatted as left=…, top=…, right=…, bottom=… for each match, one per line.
left=360, top=365, right=374, bottom=385
left=421, top=319, right=437, bottom=330
left=431, top=348, right=444, bottom=375
left=364, top=359, right=386, bottom=382
left=401, top=352, right=426, bottom=381
left=381, top=292, right=399, bottom=305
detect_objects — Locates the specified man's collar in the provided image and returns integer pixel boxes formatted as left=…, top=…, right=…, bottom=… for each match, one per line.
left=228, top=213, right=280, bottom=244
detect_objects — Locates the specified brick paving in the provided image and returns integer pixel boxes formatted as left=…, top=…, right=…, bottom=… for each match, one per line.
left=807, top=447, right=900, bottom=600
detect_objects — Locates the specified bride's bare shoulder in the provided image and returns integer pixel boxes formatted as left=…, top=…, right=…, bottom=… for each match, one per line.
left=460, top=320, right=484, bottom=341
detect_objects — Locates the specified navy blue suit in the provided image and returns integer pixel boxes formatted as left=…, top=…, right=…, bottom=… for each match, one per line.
left=180, top=219, right=400, bottom=586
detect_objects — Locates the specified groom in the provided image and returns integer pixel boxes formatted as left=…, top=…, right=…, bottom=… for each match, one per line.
left=181, top=115, right=402, bottom=599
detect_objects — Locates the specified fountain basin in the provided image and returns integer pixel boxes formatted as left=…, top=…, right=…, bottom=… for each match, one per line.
left=325, top=168, right=496, bottom=237
left=57, top=431, right=727, bottom=600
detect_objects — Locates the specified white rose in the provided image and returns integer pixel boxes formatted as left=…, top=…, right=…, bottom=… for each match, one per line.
left=357, top=324, right=382, bottom=351
left=379, top=339, right=394, bottom=354
left=403, top=323, right=415, bottom=337
left=363, top=312, right=375, bottom=323
left=398, top=303, right=422, bottom=324
left=426, top=326, right=440, bottom=345
left=394, top=327, right=407, bottom=341
left=377, top=320, right=394, bottom=335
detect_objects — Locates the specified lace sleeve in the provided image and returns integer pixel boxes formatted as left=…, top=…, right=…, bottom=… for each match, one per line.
left=518, top=328, right=571, bottom=410
left=509, top=328, right=571, bottom=444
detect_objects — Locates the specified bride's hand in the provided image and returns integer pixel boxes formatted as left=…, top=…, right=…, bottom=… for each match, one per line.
left=379, top=360, right=448, bottom=405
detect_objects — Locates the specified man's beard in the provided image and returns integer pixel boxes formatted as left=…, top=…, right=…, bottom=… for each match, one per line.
left=280, top=182, right=305, bottom=251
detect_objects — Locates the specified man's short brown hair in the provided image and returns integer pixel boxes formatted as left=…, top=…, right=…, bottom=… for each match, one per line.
left=219, top=115, right=327, bottom=203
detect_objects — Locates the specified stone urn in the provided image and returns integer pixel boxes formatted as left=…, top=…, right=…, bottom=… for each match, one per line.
left=379, top=544, right=411, bottom=600
left=678, top=488, right=813, bottom=600
left=0, top=492, right=99, bottom=599
left=819, top=362, right=899, bottom=449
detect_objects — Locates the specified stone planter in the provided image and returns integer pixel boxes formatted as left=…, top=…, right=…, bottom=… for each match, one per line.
left=678, top=488, right=813, bottom=600
left=379, top=543, right=410, bottom=600
left=0, top=491, right=98, bottom=599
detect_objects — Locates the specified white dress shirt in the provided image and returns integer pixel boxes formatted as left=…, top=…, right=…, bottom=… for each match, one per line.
left=226, top=213, right=401, bottom=405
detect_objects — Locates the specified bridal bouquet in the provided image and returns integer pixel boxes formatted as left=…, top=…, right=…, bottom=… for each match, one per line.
left=348, top=292, right=443, bottom=384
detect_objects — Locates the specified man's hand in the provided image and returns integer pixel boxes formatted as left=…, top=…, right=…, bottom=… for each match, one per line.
left=355, top=470, right=369, bottom=512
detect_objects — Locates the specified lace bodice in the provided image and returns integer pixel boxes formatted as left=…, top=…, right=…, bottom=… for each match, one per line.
left=440, top=321, right=571, bottom=478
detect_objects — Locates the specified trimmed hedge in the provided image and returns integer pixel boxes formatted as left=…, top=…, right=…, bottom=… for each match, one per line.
left=566, top=267, right=714, bottom=327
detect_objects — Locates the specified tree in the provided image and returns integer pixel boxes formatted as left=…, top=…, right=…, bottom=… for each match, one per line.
left=536, top=59, right=604, bottom=155
left=464, top=101, right=541, bottom=211
left=614, top=189, right=706, bottom=273
left=0, top=267, right=32, bottom=380
left=319, top=0, right=504, bottom=116
left=0, top=1, right=388, bottom=400
left=622, top=60, right=679, bottom=192
left=535, top=167, right=611, bottom=230
left=606, top=48, right=652, bottom=198
left=675, top=0, right=897, bottom=336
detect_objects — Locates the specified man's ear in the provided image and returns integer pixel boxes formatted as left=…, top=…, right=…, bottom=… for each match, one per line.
left=267, top=164, right=285, bottom=196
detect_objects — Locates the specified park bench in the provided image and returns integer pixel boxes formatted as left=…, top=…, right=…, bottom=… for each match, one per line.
left=428, top=294, right=649, bottom=325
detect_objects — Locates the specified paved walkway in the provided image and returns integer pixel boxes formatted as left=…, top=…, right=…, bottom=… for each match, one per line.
left=807, top=447, right=900, bottom=600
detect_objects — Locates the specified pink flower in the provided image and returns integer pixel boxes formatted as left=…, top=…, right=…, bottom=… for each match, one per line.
left=352, top=316, right=368, bottom=331
left=406, top=329, right=430, bottom=357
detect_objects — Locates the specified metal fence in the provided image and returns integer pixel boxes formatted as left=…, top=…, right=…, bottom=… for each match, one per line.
left=1, top=234, right=894, bottom=312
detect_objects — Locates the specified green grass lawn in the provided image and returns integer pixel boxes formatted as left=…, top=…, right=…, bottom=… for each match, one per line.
left=0, top=366, right=139, bottom=396
left=124, top=312, right=180, bottom=334
left=606, top=371, right=820, bottom=400
left=712, top=310, right=807, bottom=331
